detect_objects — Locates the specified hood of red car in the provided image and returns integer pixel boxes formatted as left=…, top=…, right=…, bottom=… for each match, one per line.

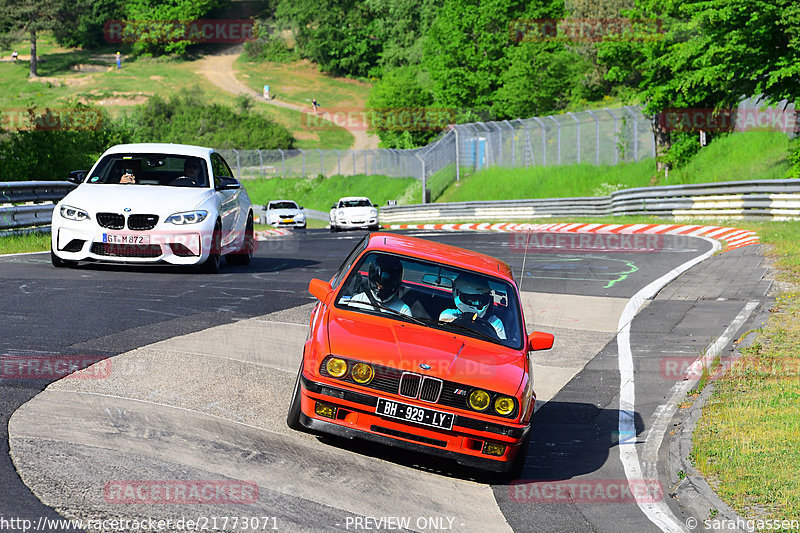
left=327, top=312, right=526, bottom=394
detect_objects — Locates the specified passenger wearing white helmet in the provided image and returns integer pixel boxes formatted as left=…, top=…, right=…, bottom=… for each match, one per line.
left=347, top=254, right=412, bottom=316
left=439, top=273, right=506, bottom=340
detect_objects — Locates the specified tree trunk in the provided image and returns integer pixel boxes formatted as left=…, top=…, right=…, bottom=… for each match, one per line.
left=29, top=27, right=37, bottom=78
left=651, top=113, right=671, bottom=173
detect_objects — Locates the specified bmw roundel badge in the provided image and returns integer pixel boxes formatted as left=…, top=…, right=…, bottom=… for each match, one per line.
left=123, top=207, right=131, bottom=212
left=419, top=363, right=431, bottom=370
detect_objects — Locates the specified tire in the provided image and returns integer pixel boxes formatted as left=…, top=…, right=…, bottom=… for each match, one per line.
left=227, top=214, right=254, bottom=266
left=199, top=222, right=222, bottom=273
left=329, top=223, right=338, bottom=232
left=286, top=361, right=306, bottom=431
left=50, top=246, right=77, bottom=268
left=506, top=429, right=531, bottom=480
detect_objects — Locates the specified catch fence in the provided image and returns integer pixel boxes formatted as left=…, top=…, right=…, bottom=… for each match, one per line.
left=219, top=105, right=655, bottom=203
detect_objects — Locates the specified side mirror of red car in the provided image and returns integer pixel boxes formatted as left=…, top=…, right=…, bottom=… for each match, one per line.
left=308, top=278, right=334, bottom=304
left=528, top=331, right=554, bottom=351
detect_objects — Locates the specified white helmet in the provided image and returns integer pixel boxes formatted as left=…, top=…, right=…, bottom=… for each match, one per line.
left=453, top=273, right=492, bottom=318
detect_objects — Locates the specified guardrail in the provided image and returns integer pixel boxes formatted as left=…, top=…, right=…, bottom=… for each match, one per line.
left=4, top=179, right=799, bottom=236
left=0, top=181, right=76, bottom=234
left=379, top=179, right=800, bottom=223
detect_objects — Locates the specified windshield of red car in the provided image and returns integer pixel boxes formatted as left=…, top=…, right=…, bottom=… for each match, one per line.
left=335, top=252, right=524, bottom=349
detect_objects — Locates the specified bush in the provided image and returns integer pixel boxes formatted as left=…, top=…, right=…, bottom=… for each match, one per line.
left=788, top=137, right=800, bottom=179
left=244, top=34, right=298, bottom=63
left=127, top=87, right=295, bottom=149
left=0, top=104, right=133, bottom=181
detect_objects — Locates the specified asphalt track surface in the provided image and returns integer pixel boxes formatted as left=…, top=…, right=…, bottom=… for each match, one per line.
left=0, top=229, right=770, bottom=532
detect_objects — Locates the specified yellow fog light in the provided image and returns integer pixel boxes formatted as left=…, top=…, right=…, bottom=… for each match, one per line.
left=483, top=442, right=507, bottom=456
left=351, top=363, right=374, bottom=384
left=494, top=396, right=516, bottom=416
left=325, top=357, right=347, bottom=378
left=469, top=389, right=490, bottom=411
left=315, top=402, right=337, bottom=419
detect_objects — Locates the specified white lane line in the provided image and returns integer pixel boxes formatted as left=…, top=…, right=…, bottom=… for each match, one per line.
left=617, top=236, right=720, bottom=533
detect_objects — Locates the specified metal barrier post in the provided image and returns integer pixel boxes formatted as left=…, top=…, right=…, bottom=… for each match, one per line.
left=603, top=108, right=619, bottom=165
left=568, top=112, right=580, bottom=164
left=533, top=117, right=547, bottom=166
left=586, top=110, right=600, bottom=166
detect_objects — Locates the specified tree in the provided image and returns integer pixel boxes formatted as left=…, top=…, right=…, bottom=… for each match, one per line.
left=599, top=0, right=800, bottom=170
left=52, top=0, right=124, bottom=49
left=494, top=42, right=589, bottom=119
left=422, top=0, right=563, bottom=117
left=0, top=0, right=60, bottom=77
left=366, top=66, right=437, bottom=148
left=275, top=0, right=381, bottom=77
left=122, top=0, right=226, bottom=56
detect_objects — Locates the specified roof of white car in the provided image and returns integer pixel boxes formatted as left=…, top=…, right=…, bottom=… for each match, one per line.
left=269, top=200, right=299, bottom=205
left=338, top=196, right=372, bottom=201
left=101, top=143, right=215, bottom=158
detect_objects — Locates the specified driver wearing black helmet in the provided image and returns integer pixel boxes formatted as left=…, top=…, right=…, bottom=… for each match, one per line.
left=348, top=254, right=411, bottom=316
left=439, top=273, right=506, bottom=340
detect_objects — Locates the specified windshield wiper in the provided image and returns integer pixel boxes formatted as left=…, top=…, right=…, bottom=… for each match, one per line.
left=437, top=320, right=499, bottom=344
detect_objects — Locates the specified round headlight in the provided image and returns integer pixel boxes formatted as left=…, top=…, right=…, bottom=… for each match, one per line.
left=468, top=389, right=490, bottom=411
left=494, top=396, right=516, bottom=416
left=325, top=358, right=347, bottom=378
left=351, top=363, right=374, bottom=384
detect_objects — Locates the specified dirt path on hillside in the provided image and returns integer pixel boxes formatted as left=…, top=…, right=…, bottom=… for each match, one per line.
left=194, top=47, right=378, bottom=151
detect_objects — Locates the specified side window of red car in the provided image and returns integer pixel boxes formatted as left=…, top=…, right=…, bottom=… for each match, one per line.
left=330, top=234, right=369, bottom=289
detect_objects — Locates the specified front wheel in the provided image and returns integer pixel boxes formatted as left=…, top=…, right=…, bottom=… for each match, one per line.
left=227, top=214, right=254, bottom=266
left=51, top=246, right=77, bottom=268
left=198, top=222, right=222, bottom=273
left=506, top=430, right=531, bottom=480
left=287, top=361, right=306, bottom=431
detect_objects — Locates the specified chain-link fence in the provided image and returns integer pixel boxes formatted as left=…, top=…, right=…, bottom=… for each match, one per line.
left=222, top=105, right=656, bottom=203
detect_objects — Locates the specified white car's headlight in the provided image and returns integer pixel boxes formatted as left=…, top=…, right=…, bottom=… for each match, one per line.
left=295, top=212, right=305, bottom=220
left=338, top=210, right=345, bottom=218
left=59, top=205, right=90, bottom=222
left=370, top=209, right=378, bottom=217
left=166, top=210, right=208, bottom=225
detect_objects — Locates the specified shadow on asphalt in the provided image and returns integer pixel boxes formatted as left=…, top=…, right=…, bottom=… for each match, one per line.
left=312, top=401, right=643, bottom=486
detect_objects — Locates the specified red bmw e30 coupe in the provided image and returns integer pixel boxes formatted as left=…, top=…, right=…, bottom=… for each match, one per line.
left=287, top=232, right=554, bottom=476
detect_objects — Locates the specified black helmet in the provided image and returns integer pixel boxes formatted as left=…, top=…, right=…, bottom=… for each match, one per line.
left=453, top=273, right=492, bottom=317
left=368, top=255, right=403, bottom=303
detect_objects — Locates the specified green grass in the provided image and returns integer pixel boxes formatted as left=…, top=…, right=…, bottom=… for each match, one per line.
left=233, top=56, right=371, bottom=112
left=0, top=232, right=51, bottom=254
left=242, top=174, right=419, bottom=212
left=437, top=131, right=792, bottom=203
left=0, top=36, right=354, bottom=150
left=690, top=221, right=800, bottom=525
left=437, top=160, right=655, bottom=202
left=668, top=132, right=791, bottom=184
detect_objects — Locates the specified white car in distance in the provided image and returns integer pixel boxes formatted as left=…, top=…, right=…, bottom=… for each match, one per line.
left=51, top=143, right=254, bottom=273
left=264, top=200, right=306, bottom=229
left=329, top=196, right=379, bottom=232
